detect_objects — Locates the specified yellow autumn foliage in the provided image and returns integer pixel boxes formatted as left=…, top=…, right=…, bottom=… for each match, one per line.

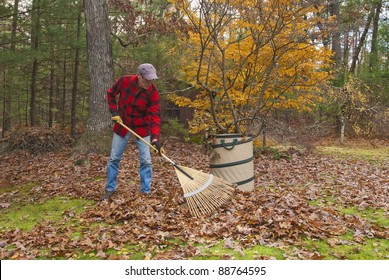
left=169, top=0, right=333, bottom=134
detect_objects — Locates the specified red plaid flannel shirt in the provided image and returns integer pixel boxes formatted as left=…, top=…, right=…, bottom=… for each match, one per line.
left=107, top=75, right=160, bottom=140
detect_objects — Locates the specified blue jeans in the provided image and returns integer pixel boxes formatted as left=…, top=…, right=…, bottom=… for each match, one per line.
left=106, top=132, right=152, bottom=193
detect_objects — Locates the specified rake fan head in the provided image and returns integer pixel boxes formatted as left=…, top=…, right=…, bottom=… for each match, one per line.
left=174, top=165, right=235, bottom=217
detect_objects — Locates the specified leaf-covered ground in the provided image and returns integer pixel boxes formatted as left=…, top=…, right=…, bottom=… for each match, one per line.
left=0, top=139, right=388, bottom=260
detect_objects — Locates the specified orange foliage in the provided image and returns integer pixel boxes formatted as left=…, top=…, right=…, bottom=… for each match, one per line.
left=169, top=0, right=333, bottom=134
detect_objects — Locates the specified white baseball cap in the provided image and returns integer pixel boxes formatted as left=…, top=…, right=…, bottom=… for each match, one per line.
left=138, top=63, right=158, bottom=80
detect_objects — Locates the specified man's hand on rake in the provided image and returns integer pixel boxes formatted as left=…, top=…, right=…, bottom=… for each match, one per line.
left=152, top=140, right=165, bottom=156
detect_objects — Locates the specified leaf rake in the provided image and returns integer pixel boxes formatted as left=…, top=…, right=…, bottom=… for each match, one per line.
left=116, top=121, right=235, bottom=217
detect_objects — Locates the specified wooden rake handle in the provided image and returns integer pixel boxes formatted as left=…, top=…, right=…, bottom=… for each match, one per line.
left=115, top=121, right=193, bottom=180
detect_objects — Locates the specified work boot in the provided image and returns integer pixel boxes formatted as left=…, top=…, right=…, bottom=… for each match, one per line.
left=101, top=190, right=115, bottom=201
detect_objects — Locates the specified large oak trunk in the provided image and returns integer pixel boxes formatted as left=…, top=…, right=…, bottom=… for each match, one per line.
left=75, top=0, right=114, bottom=153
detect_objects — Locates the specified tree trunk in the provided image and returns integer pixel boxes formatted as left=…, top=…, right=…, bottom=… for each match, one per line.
left=330, top=0, right=342, bottom=66
left=343, top=27, right=350, bottom=70
left=2, top=0, right=19, bottom=136
left=349, top=5, right=375, bottom=73
left=339, top=112, right=345, bottom=145
left=55, top=75, right=60, bottom=129
left=71, top=10, right=82, bottom=139
left=76, top=0, right=113, bottom=152
left=30, top=0, right=41, bottom=126
left=368, top=0, right=382, bottom=71
left=25, top=81, right=29, bottom=125
left=49, top=68, right=54, bottom=128
left=2, top=70, right=6, bottom=138
left=62, top=54, right=67, bottom=130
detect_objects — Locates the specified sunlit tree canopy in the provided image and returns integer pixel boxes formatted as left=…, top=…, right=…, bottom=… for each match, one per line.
left=169, top=0, right=334, bottom=134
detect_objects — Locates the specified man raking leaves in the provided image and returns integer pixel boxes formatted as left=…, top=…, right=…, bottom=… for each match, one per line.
left=103, top=63, right=162, bottom=200
left=103, top=63, right=235, bottom=217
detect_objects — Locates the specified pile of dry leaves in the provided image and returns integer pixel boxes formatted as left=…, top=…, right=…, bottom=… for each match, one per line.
left=8, top=127, right=73, bottom=155
left=0, top=138, right=388, bottom=259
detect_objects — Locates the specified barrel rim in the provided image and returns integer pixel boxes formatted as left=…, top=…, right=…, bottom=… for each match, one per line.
left=213, top=133, right=253, bottom=139
left=211, top=137, right=253, bottom=149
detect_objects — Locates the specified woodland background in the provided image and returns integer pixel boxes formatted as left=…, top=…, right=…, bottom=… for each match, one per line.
left=0, top=0, right=388, bottom=147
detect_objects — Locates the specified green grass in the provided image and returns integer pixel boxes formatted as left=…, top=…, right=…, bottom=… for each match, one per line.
left=0, top=182, right=38, bottom=198
left=339, top=206, right=389, bottom=227
left=193, top=241, right=285, bottom=260
left=318, top=146, right=389, bottom=163
left=0, top=196, right=94, bottom=231
left=303, top=232, right=389, bottom=260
